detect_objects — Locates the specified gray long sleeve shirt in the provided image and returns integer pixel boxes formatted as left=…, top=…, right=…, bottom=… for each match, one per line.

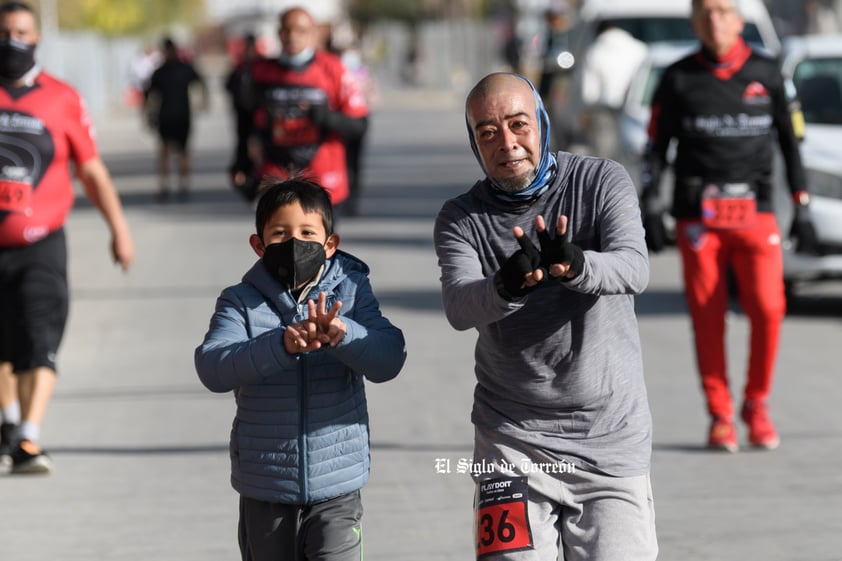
left=433, top=152, right=652, bottom=476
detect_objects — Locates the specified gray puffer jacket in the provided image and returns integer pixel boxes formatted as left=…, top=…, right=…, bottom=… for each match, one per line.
left=195, top=250, right=406, bottom=504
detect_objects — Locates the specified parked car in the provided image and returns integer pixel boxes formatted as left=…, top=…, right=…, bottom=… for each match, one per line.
left=778, top=34, right=842, bottom=292
left=616, top=41, right=695, bottom=189
left=616, top=41, right=697, bottom=243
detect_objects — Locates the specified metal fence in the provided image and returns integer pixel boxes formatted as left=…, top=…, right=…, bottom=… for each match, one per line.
left=36, top=31, right=143, bottom=117
left=34, top=19, right=513, bottom=119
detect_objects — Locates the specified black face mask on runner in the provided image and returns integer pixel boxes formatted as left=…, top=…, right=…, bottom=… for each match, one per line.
left=0, top=39, right=36, bottom=81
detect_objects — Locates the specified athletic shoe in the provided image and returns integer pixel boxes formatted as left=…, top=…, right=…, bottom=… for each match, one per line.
left=10, top=439, right=53, bottom=475
left=707, top=417, right=739, bottom=453
left=741, top=400, right=780, bottom=450
left=0, top=422, right=15, bottom=470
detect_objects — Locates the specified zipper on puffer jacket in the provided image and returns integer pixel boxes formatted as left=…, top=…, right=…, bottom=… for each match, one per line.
left=298, top=351, right=309, bottom=503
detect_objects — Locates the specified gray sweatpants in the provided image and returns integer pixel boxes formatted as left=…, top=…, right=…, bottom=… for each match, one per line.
left=473, top=427, right=658, bottom=561
left=238, top=490, right=363, bottom=561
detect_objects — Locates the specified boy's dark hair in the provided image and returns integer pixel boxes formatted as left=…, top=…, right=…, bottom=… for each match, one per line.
left=255, top=178, right=334, bottom=237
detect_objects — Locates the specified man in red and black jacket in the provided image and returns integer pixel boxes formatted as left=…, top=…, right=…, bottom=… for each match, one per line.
left=236, top=7, right=368, bottom=212
left=640, top=0, right=817, bottom=453
left=0, top=1, right=134, bottom=475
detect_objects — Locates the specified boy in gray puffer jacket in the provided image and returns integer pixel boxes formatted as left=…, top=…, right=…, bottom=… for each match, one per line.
left=195, top=178, right=406, bottom=561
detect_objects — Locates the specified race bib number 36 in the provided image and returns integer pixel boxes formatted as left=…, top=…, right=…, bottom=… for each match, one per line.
left=475, top=475, right=533, bottom=558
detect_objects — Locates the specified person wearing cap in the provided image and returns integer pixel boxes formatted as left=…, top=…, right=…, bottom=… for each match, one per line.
left=641, top=0, right=817, bottom=452
left=434, top=72, right=657, bottom=560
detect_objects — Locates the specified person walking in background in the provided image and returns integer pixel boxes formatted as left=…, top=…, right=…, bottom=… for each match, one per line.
left=144, top=36, right=208, bottom=202
left=579, top=20, right=648, bottom=158
left=640, top=0, right=818, bottom=452
left=331, top=21, right=377, bottom=217
left=242, top=7, right=368, bottom=211
left=537, top=1, right=575, bottom=150
left=195, top=178, right=406, bottom=560
left=125, top=43, right=160, bottom=109
left=224, top=32, right=261, bottom=198
left=537, top=1, right=574, bottom=101
left=580, top=21, right=648, bottom=112
left=498, top=0, right=522, bottom=74
left=434, top=72, right=657, bottom=560
left=0, top=0, right=134, bottom=475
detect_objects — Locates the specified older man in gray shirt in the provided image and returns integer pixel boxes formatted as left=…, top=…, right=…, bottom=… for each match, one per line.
left=433, top=72, right=657, bottom=561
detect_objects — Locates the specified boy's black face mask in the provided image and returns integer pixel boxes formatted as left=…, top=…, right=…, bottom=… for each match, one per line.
left=262, top=238, right=326, bottom=288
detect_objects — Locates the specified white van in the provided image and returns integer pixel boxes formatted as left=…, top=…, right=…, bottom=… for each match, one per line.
left=777, top=34, right=842, bottom=293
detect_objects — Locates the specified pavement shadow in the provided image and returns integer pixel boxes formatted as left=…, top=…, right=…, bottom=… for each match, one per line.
left=0, top=444, right=230, bottom=463
left=101, top=148, right=231, bottom=178
left=354, top=182, right=469, bottom=221
left=376, top=289, right=443, bottom=312
left=70, top=285, right=229, bottom=301
left=341, top=232, right=433, bottom=249
left=652, top=442, right=717, bottom=453
left=635, top=289, right=688, bottom=316
left=785, top=292, right=842, bottom=317
left=638, top=287, right=842, bottom=319
left=73, top=186, right=254, bottom=219
left=372, top=440, right=472, bottom=453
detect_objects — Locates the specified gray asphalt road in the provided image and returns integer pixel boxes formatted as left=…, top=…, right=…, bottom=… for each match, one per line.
left=1, top=86, right=840, bottom=561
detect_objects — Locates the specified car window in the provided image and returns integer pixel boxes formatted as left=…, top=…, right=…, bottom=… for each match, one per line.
left=641, top=66, right=667, bottom=107
left=610, top=18, right=764, bottom=47
left=612, top=17, right=695, bottom=43
left=793, top=58, right=842, bottom=124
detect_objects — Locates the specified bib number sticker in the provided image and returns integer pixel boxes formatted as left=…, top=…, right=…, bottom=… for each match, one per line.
left=475, top=476, right=532, bottom=558
left=701, top=186, right=756, bottom=229
left=0, top=180, right=32, bottom=214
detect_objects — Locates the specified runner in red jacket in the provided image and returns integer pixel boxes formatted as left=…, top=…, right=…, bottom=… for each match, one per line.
left=242, top=7, right=368, bottom=211
left=0, top=1, right=134, bottom=475
left=641, top=0, right=818, bottom=453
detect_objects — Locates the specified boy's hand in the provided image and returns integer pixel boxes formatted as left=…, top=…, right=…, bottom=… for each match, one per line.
left=283, top=293, right=346, bottom=354
left=309, top=292, right=346, bottom=347
left=284, top=321, right=322, bottom=354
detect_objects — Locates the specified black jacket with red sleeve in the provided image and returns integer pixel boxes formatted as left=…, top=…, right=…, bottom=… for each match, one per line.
left=642, top=39, right=806, bottom=219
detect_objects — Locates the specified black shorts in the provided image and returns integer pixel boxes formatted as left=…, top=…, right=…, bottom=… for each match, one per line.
left=158, top=120, right=190, bottom=149
left=0, top=228, right=69, bottom=373
left=238, top=490, right=363, bottom=561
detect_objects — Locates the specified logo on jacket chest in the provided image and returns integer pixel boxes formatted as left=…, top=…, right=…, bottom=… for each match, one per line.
left=742, top=80, right=770, bottom=105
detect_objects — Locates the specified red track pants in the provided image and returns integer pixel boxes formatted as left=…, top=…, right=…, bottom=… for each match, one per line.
left=676, top=213, right=786, bottom=420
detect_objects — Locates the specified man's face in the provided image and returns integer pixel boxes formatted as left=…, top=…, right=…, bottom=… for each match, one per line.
left=0, top=9, right=40, bottom=45
left=691, top=0, right=745, bottom=56
left=279, top=9, right=314, bottom=56
left=467, top=82, right=541, bottom=192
